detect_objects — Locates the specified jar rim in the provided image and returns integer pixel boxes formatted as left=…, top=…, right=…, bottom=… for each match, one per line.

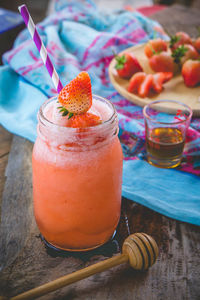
left=39, top=94, right=117, bottom=131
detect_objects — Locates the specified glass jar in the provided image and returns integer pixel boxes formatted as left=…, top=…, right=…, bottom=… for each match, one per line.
left=32, top=95, right=123, bottom=251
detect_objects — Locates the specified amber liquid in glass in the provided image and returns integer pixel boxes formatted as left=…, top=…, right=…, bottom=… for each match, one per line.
left=146, top=127, right=185, bottom=168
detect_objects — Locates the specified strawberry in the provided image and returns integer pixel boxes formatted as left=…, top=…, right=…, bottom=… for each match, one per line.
left=193, top=28, right=200, bottom=53
left=171, top=44, right=188, bottom=65
left=194, top=37, right=200, bottom=53
left=144, top=38, right=167, bottom=58
left=67, top=113, right=102, bottom=128
left=170, top=31, right=192, bottom=51
left=161, top=72, right=173, bottom=82
left=149, top=52, right=175, bottom=73
left=114, top=53, right=143, bottom=79
left=179, top=44, right=199, bottom=65
left=152, top=72, right=173, bottom=93
left=182, top=59, right=200, bottom=87
left=128, top=72, right=172, bottom=97
left=172, top=44, right=199, bottom=66
left=127, top=72, right=146, bottom=93
left=58, top=71, right=92, bottom=115
left=138, top=74, right=153, bottom=98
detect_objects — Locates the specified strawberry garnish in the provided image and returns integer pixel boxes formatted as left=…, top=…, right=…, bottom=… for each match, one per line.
left=67, top=113, right=102, bottom=128
left=58, top=71, right=92, bottom=116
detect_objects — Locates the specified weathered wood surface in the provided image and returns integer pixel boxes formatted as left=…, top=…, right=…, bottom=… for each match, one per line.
left=0, top=3, right=200, bottom=300
left=149, top=4, right=200, bottom=37
left=0, top=136, right=33, bottom=272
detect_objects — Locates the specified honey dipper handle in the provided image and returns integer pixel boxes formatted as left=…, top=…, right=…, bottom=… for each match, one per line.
left=11, top=254, right=128, bottom=300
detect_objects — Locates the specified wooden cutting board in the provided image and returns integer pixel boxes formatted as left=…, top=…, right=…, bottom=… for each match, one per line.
left=108, top=44, right=200, bottom=116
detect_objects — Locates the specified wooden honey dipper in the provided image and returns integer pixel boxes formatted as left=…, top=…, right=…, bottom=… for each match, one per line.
left=0, top=233, right=158, bottom=300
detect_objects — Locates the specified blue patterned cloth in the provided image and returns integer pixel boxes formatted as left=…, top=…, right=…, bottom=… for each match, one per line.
left=0, top=0, right=199, bottom=225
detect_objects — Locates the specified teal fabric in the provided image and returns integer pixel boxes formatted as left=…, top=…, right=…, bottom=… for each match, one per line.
left=123, top=160, right=200, bottom=225
left=0, top=66, right=46, bottom=142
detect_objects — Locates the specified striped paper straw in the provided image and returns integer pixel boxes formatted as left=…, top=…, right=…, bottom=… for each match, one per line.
left=18, top=4, right=63, bottom=93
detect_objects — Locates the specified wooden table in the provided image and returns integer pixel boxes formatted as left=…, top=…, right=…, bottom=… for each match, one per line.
left=0, top=4, right=200, bottom=300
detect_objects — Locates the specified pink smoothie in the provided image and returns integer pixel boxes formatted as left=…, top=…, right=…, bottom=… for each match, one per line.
left=32, top=95, right=123, bottom=251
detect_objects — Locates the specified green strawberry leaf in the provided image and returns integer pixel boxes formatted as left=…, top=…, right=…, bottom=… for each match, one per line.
left=62, top=110, right=69, bottom=116
left=57, top=105, right=69, bottom=116
left=171, top=45, right=188, bottom=64
left=115, top=54, right=127, bottom=70
left=59, top=108, right=67, bottom=112
left=169, top=35, right=180, bottom=48
left=68, top=112, right=74, bottom=119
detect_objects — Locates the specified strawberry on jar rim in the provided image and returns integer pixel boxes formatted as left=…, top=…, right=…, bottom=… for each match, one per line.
left=67, top=113, right=102, bottom=128
left=182, top=59, right=200, bottom=87
left=114, top=52, right=143, bottom=79
left=144, top=38, right=168, bottom=58
left=170, top=31, right=192, bottom=51
left=58, top=71, right=92, bottom=116
left=57, top=71, right=101, bottom=128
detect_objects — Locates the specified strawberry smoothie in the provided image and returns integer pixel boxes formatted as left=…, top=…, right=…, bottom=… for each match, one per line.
left=32, top=91, right=123, bottom=251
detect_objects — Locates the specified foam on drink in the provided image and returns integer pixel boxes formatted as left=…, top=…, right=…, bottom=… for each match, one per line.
left=43, top=97, right=112, bottom=126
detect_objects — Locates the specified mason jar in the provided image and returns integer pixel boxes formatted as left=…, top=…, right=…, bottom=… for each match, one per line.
left=32, top=95, right=123, bottom=251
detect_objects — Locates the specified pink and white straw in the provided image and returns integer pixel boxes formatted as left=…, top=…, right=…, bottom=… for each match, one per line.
left=18, top=4, right=63, bottom=93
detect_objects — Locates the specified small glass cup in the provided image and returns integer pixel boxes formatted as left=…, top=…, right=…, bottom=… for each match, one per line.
left=143, top=100, right=192, bottom=168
